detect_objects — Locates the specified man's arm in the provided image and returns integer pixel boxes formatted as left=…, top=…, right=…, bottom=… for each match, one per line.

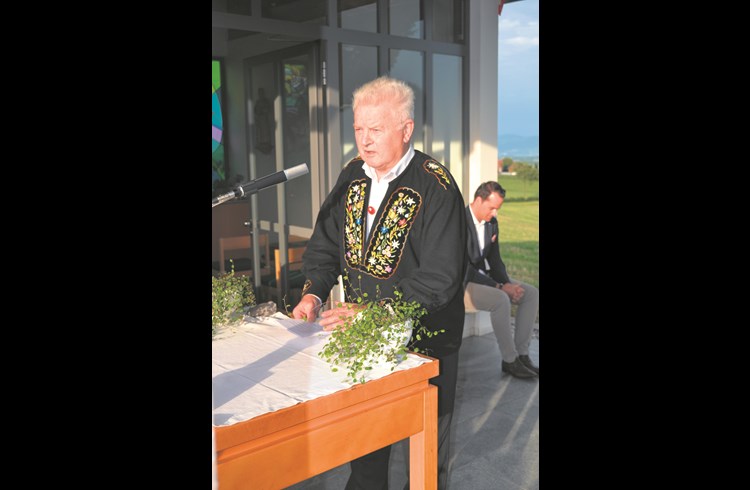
left=398, top=182, right=466, bottom=313
left=467, top=263, right=502, bottom=288
left=299, top=171, right=352, bottom=302
left=487, top=218, right=511, bottom=285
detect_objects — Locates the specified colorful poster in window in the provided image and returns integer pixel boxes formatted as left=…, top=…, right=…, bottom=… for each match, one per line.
left=284, top=63, right=308, bottom=142
left=212, top=60, right=226, bottom=187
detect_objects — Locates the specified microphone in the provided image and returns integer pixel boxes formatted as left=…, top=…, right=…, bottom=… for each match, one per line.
left=212, top=163, right=309, bottom=207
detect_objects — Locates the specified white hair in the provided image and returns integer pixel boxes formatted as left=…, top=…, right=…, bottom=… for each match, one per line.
left=352, top=76, right=415, bottom=122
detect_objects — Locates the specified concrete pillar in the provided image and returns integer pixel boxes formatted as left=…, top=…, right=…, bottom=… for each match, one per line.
left=467, top=0, right=500, bottom=196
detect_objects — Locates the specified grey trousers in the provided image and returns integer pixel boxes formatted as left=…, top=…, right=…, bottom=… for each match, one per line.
left=464, top=280, right=539, bottom=362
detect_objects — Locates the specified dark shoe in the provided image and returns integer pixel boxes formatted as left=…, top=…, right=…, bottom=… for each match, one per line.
left=502, top=358, right=537, bottom=378
left=518, top=355, right=539, bottom=375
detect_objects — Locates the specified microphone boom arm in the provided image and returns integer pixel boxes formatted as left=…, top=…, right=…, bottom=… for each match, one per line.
left=211, top=163, right=309, bottom=208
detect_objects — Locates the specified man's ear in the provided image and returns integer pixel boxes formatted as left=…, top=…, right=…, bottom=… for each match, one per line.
left=402, top=119, right=414, bottom=143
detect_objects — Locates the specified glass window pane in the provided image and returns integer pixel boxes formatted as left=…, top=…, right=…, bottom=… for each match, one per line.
left=389, top=0, right=422, bottom=39
left=433, top=0, right=464, bottom=43
left=212, top=0, right=252, bottom=15
left=262, top=0, right=326, bottom=24
left=282, top=57, right=313, bottom=229
left=432, top=54, right=463, bottom=188
left=340, top=44, right=378, bottom=163
left=389, top=49, right=424, bottom=152
left=212, top=59, right=227, bottom=194
left=249, top=63, right=279, bottom=224
left=338, top=0, right=377, bottom=32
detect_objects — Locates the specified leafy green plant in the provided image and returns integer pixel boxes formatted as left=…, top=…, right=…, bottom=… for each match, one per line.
left=318, top=275, right=443, bottom=384
left=212, top=262, right=256, bottom=338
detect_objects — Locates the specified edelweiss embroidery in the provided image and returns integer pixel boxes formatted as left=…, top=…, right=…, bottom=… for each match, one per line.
left=344, top=179, right=368, bottom=268
left=362, top=187, right=422, bottom=278
left=422, top=159, right=451, bottom=190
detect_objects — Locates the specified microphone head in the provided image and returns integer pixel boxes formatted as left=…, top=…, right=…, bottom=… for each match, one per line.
left=284, top=163, right=309, bottom=181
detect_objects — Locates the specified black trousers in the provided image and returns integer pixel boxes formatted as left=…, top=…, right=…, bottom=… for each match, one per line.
left=344, top=350, right=460, bottom=490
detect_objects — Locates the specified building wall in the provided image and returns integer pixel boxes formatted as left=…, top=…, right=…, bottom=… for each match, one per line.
left=212, top=0, right=501, bottom=264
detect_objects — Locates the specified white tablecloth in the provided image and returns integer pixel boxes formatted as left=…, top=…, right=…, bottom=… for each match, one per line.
left=212, top=313, right=433, bottom=427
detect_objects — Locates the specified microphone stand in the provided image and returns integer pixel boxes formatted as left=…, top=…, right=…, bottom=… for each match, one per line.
left=212, top=163, right=309, bottom=301
left=211, top=181, right=269, bottom=292
left=211, top=185, right=249, bottom=208
left=211, top=163, right=309, bottom=208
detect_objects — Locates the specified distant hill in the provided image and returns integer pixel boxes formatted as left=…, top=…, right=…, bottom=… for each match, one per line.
left=498, top=134, right=539, bottom=158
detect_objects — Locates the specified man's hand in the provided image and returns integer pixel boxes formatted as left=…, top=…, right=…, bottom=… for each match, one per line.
left=292, top=294, right=320, bottom=321
left=317, top=302, right=364, bottom=331
left=500, top=283, right=525, bottom=303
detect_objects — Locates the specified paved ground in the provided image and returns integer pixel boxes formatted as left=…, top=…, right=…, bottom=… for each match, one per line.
left=287, top=329, right=540, bottom=489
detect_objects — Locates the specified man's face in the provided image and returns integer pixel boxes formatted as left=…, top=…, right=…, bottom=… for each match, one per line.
left=473, top=192, right=504, bottom=222
left=353, top=100, right=414, bottom=177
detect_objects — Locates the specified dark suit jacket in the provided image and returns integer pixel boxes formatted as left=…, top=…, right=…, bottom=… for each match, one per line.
left=463, top=205, right=510, bottom=288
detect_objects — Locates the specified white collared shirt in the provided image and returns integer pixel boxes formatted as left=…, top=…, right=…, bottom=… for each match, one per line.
left=469, top=204, right=490, bottom=272
left=362, top=145, right=414, bottom=240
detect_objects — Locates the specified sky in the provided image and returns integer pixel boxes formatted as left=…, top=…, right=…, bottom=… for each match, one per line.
left=498, top=0, right=539, bottom=138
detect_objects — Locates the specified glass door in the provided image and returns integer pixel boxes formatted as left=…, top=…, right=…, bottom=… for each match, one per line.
left=245, top=43, right=322, bottom=304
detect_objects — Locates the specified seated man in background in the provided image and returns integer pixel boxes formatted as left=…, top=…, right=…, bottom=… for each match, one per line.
left=464, top=181, right=539, bottom=379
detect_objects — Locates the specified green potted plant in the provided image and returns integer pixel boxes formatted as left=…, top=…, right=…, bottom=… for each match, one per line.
left=212, top=262, right=256, bottom=338
left=317, top=275, right=443, bottom=384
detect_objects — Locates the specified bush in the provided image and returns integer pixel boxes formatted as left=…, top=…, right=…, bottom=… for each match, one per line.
left=318, top=275, right=443, bottom=384
left=212, top=263, right=256, bottom=337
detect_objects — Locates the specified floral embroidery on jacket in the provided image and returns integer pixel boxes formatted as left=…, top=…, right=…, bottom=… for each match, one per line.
left=422, top=159, right=451, bottom=190
left=344, top=179, right=368, bottom=267
left=362, top=187, right=422, bottom=278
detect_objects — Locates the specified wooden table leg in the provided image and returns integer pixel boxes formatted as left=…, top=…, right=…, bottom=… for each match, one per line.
left=409, top=384, right=438, bottom=489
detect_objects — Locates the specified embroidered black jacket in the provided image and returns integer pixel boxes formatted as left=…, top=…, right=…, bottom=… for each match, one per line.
left=302, top=150, right=467, bottom=356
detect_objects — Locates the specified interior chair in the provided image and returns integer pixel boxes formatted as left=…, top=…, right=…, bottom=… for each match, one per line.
left=215, top=233, right=271, bottom=278
left=261, top=244, right=307, bottom=308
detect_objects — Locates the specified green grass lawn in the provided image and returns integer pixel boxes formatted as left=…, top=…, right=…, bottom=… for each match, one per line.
left=495, top=175, right=539, bottom=289
left=492, top=175, right=539, bottom=322
left=498, top=173, right=539, bottom=201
